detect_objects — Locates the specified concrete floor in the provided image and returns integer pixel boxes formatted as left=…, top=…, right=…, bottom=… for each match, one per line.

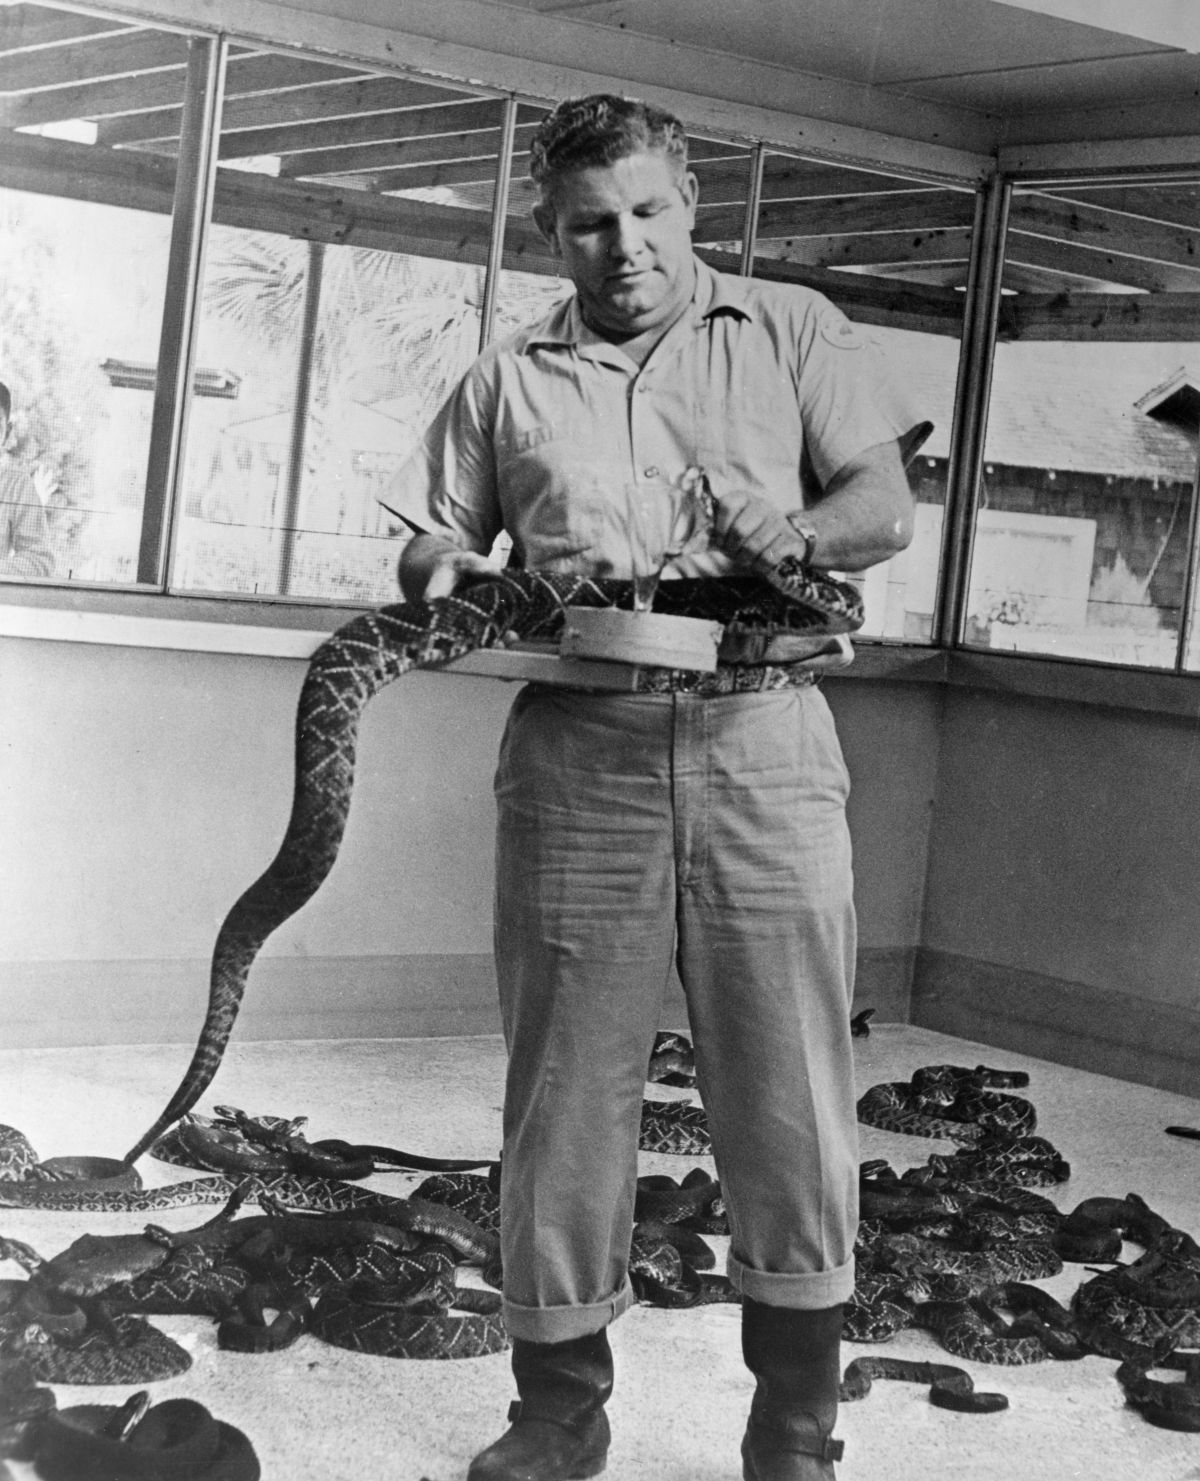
left=2, top=1023, right=1199, bottom=1481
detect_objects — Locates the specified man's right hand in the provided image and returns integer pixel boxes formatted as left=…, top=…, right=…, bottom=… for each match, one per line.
left=398, top=533, right=499, bottom=602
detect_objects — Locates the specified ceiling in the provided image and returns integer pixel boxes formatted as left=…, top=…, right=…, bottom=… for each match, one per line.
left=1, top=0, right=1199, bottom=336
left=494, top=0, right=1200, bottom=127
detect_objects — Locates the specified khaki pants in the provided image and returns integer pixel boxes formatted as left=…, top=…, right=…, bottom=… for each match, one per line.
left=494, top=685, right=859, bottom=1344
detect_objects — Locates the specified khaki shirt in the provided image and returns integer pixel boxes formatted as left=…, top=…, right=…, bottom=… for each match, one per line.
left=392, top=257, right=929, bottom=581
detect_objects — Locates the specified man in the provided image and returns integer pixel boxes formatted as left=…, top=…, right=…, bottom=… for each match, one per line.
left=0, top=381, right=55, bottom=579
left=396, top=95, right=928, bottom=1481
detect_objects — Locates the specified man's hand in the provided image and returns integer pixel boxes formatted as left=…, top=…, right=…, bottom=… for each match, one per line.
left=422, top=548, right=500, bottom=600
left=708, top=487, right=809, bottom=576
left=399, top=533, right=499, bottom=601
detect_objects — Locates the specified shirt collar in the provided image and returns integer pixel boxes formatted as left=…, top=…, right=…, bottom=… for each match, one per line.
left=692, top=256, right=754, bottom=324
left=521, top=255, right=752, bottom=354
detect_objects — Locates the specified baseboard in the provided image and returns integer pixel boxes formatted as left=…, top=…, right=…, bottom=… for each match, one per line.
left=912, top=947, right=1200, bottom=1097
left=3, top=945, right=918, bottom=1049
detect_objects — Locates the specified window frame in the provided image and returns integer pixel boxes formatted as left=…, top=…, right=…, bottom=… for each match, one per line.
left=3, top=0, right=1199, bottom=714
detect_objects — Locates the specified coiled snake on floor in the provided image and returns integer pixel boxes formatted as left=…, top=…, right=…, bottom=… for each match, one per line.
left=119, top=563, right=862, bottom=1166
left=2, top=567, right=860, bottom=1376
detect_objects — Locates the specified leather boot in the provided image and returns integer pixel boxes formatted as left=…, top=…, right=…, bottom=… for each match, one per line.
left=466, top=1328, right=613, bottom=1481
left=740, top=1299, right=845, bottom=1481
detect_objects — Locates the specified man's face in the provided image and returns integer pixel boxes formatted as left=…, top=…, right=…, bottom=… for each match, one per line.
left=534, top=148, right=699, bottom=339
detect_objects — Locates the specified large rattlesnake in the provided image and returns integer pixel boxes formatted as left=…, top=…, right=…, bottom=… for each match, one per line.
left=117, top=564, right=861, bottom=1168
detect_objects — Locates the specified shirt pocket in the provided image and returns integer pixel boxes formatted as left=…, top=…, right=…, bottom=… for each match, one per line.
left=496, top=425, right=611, bottom=572
left=723, top=378, right=805, bottom=498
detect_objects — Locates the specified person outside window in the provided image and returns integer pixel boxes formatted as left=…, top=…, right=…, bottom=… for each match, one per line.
left=0, top=381, right=55, bottom=579
left=394, top=94, right=930, bottom=1481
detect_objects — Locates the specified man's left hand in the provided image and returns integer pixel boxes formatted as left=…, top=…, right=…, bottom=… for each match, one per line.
left=708, top=487, right=809, bottom=576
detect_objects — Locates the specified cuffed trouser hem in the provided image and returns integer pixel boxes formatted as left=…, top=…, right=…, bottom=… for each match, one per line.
left=502, top=1281, right=636, bottom=1344
left=727, top=1253, right=855, bottom=1309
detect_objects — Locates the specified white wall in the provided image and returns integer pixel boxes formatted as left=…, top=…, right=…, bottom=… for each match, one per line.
left=0, top=632, right=517, bottom=1044
left=0, top=633, right=942, bottom=1048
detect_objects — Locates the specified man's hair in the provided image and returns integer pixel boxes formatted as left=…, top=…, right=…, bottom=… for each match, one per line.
left=529, top=94, right=688, bottom=198
left=0, top=383, right=10, bottom=420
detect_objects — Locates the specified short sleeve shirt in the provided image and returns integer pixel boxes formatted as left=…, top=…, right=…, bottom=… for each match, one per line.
left=389, top=257, right=930, bottom=580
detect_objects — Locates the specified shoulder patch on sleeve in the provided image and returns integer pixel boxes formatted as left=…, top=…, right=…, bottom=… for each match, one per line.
left=819, top=311, right=865, bottom=350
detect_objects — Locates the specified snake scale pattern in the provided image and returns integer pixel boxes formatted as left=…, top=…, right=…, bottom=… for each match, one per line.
left=848, top=1065, right=1200, bottom=1423
left=4, top=563, right=860, bottom=1374
left=120, top=563, right=862, bottom=1167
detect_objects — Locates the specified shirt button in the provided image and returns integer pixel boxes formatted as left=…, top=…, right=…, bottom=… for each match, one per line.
left=643, top=465, right=660, bottom=479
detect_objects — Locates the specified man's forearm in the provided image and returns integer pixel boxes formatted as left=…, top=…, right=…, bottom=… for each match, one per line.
left=708, top=439, right=915, bottom=578
left=802, top=439, right=915, bottom=573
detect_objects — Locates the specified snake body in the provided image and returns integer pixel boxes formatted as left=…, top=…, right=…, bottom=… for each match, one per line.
left=1117, top=1351, right=1200, bottom=1431
left=1072, top=1229, right=1200, bottom=1358
left=0, top=1272, right=192, bottom=1386
left=310, top=1280, right=507, bottom=1360
left=638, top=1098, right=711, bottom=1155
left=118, top=565, right=860, bottom=1167
left=839, top=1357, right=1008, bottom=1414
left=3, top=569, right=858, bottom=1372
left=856, top=1065, right=1036, bottom=1143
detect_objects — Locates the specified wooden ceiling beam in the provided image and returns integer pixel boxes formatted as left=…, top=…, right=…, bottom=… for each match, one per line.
left=0, top=52, right=349, bottom=131
left=694, top=156, right=929, bottom=204
left=0, top=66, right=177, bottom=130
left=219, top=97, right=505, bottom=161
left=1010, top=193, right=1200, bottom=274
left=0, top=126, right=547, bottom=264
left=1040, top=184, right=1200, bottom=232
left=1004, top=290, right=1200, bottom=342
left=752, top=225, right=974, bottom=272
left=689, top=157, right=753, bottom=206
left=1000, top=261, right=1125, bottom=295
left=683, top=138, right=752, bottom=164
left=842, top=261, right=970, bottom=288
left=695, top=190, right=975, bottom=245
left=99, top=72, right=467, bottom=146
left=0, top=7, right=129, bottom=54
left=0, top=29, right=188, bottom=92
left=698, top=247, right=966, bottom=336
left=278, top=123, right=541, bottom=179
left=0, top=130, right=967, bottom=336
left=342, top=153, right=524, bottom=193
left=1004, top=228, right=1200, bottom=293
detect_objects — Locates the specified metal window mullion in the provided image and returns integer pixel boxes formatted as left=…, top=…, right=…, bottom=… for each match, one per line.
left=1173, top=441, right=1200, bottom=672
left=276, top=241, right=325, bottom=598
left=738, top=143, right=766, bottom=277
left=934, top=174, right=1011, bottom=649
left=138, top=35, right=226, bottom=588
left=478, top=95, right=519, bottom=351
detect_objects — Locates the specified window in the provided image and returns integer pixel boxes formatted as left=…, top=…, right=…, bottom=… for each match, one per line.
left=15, top=0, right=1198, bottom=678
left=965, top=179, right=1200, bottom=669
left=744, top=151, right=971, bottom=643
left=172, top=57, right=512, bottom=602
left=0, top=7, right=191, bottom=585
left=0, top=10, right=535, bottom=604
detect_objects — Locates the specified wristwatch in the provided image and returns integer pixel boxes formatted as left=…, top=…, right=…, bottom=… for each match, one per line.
left=786, top=515, right=819, bottom=567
